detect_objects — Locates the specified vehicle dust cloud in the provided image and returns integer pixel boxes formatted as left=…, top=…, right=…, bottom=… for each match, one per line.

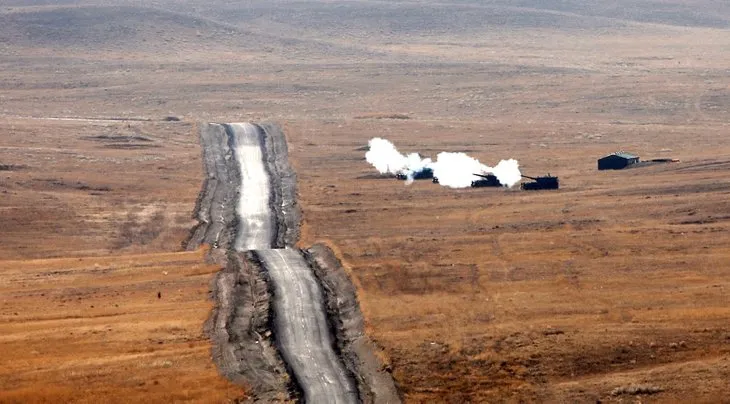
left=365, top=138, right=521, bottom=188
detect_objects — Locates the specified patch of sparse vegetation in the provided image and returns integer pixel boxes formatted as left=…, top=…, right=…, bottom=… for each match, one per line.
left=353, top=113, right=411, bottom=120
left=81, top=133, right=162, bottom=149
left=611, top=384, right=664, bottom=396
left=114, top=209, right=166, bottom=249
left=83, top=134, right=153, bottom=142
left=102, top=143, right=161, bottom=150
left=36, top=179, right=111, bottom=192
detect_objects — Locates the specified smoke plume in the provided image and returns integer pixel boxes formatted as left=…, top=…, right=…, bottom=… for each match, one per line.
left=365, top=138, right=403, bottom=175
left=490, top=158, right=521, bottom=188
left=431, top=153, right=521, bottom=188
left=365, top=138, right=431, bottom=178
left=365, top=138, right=521, bottom=188
left=431, top=152, right=489, bottom=188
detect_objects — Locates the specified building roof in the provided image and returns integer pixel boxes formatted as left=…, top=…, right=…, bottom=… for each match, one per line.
left=600, top=152, right=639, bottom=160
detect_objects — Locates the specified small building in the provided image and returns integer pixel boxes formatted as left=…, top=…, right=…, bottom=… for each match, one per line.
left=598, top=152, right=640, bottom=170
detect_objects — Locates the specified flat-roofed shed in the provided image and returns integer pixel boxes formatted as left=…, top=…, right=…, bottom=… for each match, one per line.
left=598, top=152, right=640, bottom=170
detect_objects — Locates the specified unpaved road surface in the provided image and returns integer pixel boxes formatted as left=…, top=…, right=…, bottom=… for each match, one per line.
left=257, top=249, right=359, bottom=403
left=227, top=122, right=276, bottom=250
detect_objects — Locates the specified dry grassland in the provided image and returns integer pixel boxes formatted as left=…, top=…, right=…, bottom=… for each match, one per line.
left=1, top=1, right=729, bottom=402
left=0, top=118, right=243, bottom=401
left=290, top=118, right=730, bottom=402
left=0, top=119, right=203, bottom=259
left=0, top=250, right=243, bottom=403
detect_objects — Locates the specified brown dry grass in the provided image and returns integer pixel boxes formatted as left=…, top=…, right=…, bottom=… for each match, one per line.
left=0, top=118, right=203, bottom=259
left=0, top=118, right=243, bottom=401
left=0, top=249, right=243, bottom=403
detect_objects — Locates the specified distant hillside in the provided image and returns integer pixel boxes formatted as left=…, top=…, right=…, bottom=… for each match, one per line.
left=0, top=4, right=375, bottom=59
left=0, top=6, right=229, bottom=50
left=164, top=0, right=730, bottom=35
left=139, top=0, right=730, bottom=51
left=480, top=0, right=730, bottom=28
left=198, top=2, right=622, bottom=36
left=1, top=1, right=727, bottom=65
left=3, top=1, right=728, bottom=58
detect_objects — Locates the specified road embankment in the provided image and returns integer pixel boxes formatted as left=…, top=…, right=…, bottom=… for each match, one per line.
left=306, top=243, right=401, bottom=404
left=206, top=251, right=294, bottom=401
left=186, top=123, right=239, bottom=260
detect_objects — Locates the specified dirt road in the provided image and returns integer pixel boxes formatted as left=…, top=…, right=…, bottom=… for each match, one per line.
left=257, top=249, right=359, bottom=403
left=196, top=122, right=376, bottom=402
left=226, top=122, right=358, bottom=402
left=227, top=123, right=277, bottom=251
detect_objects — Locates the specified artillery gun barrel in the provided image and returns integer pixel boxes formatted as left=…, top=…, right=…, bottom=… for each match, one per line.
left=521, top=174, right=538, bottom=181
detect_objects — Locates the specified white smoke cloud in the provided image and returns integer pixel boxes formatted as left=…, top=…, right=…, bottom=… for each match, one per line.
left=432, top=152, right=521, bottom=188
left=365, top=137, right=406, bottom=175
left=402, top=153, right=433, bottom=185
left=431, top=152, right=489, bottom=188
left=365, top=138, right=521, bottom=188
left=490, top=158, right=522, bottom=188
left=365, top=138, right=432, bottom=180
left=404, top=152, right=432, bottom=173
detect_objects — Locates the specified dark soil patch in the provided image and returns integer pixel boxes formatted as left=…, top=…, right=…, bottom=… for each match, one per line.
left=36, top=179, right=111, bottom=192
left=102, top=143, right=162, bottom=150
left=0, top=164, right=26, bottom=171
left=82, top=134, right=153, bottom=142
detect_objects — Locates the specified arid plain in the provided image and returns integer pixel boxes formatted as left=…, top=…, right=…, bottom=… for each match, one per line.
left=1, top=1, right=729, bottom=402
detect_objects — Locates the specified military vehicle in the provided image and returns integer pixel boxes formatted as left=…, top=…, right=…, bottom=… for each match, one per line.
left=520, top=174, right=559, bottom=190
left=471, top=173, right=501, bottom=187
left=396, top=167, right=434, bottom=180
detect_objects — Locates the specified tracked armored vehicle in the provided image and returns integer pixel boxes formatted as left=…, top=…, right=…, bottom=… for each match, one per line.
left=471, top=173, right=501, bottom=187
left=520, top=174, right=559, bottom=190
left=396, top=167, right=434, bottom=180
